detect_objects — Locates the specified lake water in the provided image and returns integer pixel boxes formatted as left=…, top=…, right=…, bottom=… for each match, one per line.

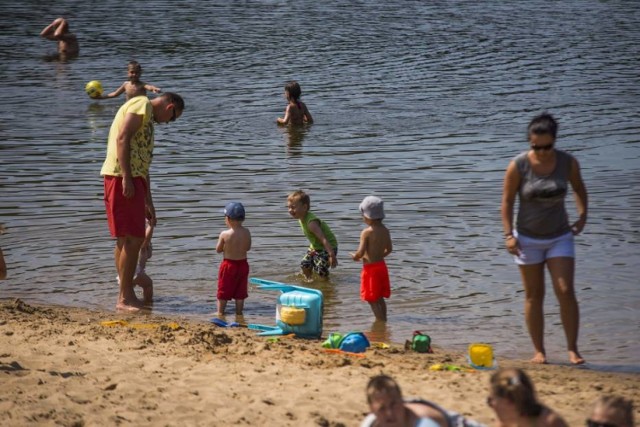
left=1, top=1, right=639, bottom=372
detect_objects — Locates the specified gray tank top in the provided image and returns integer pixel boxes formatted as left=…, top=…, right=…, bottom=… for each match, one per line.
left=515, top=150, right=572, bottom=238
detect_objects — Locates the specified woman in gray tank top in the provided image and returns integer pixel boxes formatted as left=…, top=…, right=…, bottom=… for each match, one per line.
left=500, top=113, right=588, bottom=366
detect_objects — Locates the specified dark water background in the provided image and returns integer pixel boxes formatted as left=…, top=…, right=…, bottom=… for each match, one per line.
left=1, top=1, right=639, bottom=371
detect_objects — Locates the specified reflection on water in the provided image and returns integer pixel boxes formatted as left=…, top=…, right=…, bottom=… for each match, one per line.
left=41, top=52, right=78, bottom=63
left=87, top=103, right=107, bottom=134
left=282, top=125, right=309, bottom=157
left=0, top=0, right=639, bottom=371
left=368, top=320, right=392, bottom=345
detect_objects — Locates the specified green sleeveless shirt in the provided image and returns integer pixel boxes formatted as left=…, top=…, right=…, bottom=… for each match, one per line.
left=299, top=212, right=338, bottom=251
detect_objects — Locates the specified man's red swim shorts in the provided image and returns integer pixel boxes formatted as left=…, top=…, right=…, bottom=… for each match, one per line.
left=103, top=175, right=147, bottom=238
left=360, top=260, right=391, bottom=302
left=218, top=259, right=249, bottom=300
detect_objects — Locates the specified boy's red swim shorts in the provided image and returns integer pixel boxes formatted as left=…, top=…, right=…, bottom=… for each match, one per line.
left=218, top=259, right=249, bottom=300
left=360, top=260, right=391, bottom=302
left=103, top=175, right=147, bottom=238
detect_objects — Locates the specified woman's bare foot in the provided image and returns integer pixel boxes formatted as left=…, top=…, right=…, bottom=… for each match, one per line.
left=530, top=351, right=547, bottom=364
left=569, top=351, right=585, bottom=365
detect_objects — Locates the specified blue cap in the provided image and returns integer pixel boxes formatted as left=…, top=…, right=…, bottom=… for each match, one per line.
left=224, top=202, right=245, bottom=220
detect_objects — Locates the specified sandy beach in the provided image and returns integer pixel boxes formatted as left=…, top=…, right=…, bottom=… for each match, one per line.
left=0, top=298, right=638, bottom=426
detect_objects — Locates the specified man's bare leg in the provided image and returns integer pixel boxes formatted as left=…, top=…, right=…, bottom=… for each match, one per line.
left=116, top=235, right=144, bottom=311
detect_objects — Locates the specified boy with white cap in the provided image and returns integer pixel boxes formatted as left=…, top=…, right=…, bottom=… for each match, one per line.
left=216, top=202, right=251, bottom=316
left=350, top=196, right=393, bottom=321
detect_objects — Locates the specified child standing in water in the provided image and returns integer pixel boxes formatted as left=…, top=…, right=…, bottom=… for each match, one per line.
left=351, top=196, right=392, bottom=321
left=277, top=81, right=313, bottom=126
left=216, top=202, right=251, bottom=316
left=287, top=190, right=337, bottom=280
left=99, top=61, right=162, bottom=101
left=133, top=221, right=154, bottom=304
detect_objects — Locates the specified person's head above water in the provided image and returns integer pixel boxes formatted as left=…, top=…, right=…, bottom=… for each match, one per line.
left=128, top=61, right=143, bottom=81
left=285, top=81, right=302, bottom=102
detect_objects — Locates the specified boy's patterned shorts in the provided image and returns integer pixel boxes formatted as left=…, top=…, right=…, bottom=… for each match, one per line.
left=300, top=247, right=338, bottom=277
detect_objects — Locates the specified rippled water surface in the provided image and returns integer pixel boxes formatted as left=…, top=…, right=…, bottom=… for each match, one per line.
left=1, top=1, right=639, bottom=371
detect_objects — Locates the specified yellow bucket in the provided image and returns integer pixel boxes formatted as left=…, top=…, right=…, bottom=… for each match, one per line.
left=468, top=343, right=494, bottom=368
left=280, top=306, right=306, bottom=325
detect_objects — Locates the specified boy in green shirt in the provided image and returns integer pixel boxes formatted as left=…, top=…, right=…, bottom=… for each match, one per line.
left=287, top=190, right=338, bottom=279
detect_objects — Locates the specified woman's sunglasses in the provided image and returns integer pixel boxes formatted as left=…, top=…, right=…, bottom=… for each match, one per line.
left=531, top=144, right=554, bottom=151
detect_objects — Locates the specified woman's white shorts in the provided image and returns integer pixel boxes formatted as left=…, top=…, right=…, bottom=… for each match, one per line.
left=513, top=231, right=575, bottom=265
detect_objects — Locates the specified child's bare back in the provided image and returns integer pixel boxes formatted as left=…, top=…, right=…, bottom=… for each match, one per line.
left=351, top=196, right=392, bottom=321
left=277, top=81, right=313, bottom=126
left=351, top=195, right=393, bottom=264
left=217, top=224, right=251, bottom=260
left=216, top=202, right=251, bottom=316
left=354, top=222, right=392, bottom=264
left=284, top=101, right=310, bottom=126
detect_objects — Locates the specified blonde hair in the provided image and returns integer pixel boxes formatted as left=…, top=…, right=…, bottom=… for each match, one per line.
left=490, top=368, right=542, bottom=417
left=366, top=375, right=402, bottom=404
left=287, top=190, right=310, bottom=208
left=593, top=395, right=634, bottom=427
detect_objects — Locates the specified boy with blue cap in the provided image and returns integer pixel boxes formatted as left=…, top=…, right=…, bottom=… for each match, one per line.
left=351, top=196, right=392, bottom=321
left=216, top=202, right=251, bottom=316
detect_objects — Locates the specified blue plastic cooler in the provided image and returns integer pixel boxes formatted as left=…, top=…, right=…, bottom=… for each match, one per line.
left=248, top=278, right=323, bottom=338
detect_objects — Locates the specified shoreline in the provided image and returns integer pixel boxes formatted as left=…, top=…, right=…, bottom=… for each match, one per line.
left=1, top=298, right=638, bottom=426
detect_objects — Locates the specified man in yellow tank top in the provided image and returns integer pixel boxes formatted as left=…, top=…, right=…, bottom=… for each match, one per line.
left=101, top=93, right=184, bottom=311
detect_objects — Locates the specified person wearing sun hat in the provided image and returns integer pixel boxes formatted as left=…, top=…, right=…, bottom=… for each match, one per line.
left=350, top=196, right=393, bottom=321
left=215, top=202, right=251, bottom=316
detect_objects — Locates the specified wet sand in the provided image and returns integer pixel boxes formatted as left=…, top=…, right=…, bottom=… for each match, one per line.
left=0, top=298, right=638, bottom=426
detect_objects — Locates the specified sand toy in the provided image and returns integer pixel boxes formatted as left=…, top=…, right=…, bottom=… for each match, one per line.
left=247, top=278, right=323, bottom=338
left=467, top=343, right=498, bottom=370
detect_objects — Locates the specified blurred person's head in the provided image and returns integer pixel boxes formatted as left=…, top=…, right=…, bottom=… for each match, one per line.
left=488, top=368, right=543, bottom=424
left=366, top=375, right=407, bottom=427
left=588, top=395, right=634, bottom=427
